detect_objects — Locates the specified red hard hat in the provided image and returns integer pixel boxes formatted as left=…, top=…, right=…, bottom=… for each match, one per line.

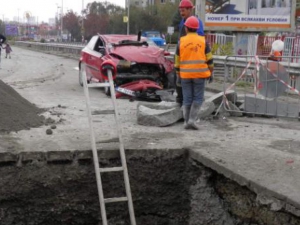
left=179, top=0, right=194, bottom=8
left=184, top=16, right=199, bottom=29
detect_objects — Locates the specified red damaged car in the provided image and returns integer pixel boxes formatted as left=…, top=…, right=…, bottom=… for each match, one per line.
left=78, top=34, right=175, bottom=100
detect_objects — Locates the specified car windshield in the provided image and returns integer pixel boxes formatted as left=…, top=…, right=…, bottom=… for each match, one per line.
left=147, top=32, right=161, bottom=38
left=146, top=39, right=158, bottom=47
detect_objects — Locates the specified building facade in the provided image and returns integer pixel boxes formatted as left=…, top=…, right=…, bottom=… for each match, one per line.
left=129, top=0, right=176, bottom=7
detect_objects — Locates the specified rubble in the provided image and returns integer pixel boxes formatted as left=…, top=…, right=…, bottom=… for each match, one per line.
left=137, top=101, right=182, bottom=127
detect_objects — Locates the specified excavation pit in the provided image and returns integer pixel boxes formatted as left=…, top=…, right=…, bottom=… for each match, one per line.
left=0, top=149, right=299, bottom=225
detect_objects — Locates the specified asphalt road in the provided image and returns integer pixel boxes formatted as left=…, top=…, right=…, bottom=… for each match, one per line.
left=1, top=46, right=300, bottom=215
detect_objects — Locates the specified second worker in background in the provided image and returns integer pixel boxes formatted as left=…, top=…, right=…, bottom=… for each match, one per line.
left=175, top=0, right=204, bottom=106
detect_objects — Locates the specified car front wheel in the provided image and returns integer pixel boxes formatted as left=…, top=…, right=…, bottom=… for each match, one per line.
left=79, top=63, right=86, bottom=87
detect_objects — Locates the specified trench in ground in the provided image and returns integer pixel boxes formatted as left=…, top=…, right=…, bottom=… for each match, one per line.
left=0, top=149, right=299, bottom=225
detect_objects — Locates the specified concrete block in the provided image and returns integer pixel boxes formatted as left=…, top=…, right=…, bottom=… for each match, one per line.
left=137, top=101, right=182, bottom=127
left=258, top=62, right=288, bottom=98
left=46, top=151, right=74, bottom=163
left=244, top=96, right=299, bottom=117
left=198, top=101, right=216, bottom=119
left=206, top=90, right=237, bottom=106
left=156, top=90, right=176, bottom=102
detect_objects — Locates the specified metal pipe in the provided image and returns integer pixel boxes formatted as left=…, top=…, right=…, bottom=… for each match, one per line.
left=127, top=0, right=130, bottom=35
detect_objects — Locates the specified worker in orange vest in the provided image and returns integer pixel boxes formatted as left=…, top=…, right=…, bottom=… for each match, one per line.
left=175, top=16, right=214, bottom=130
left=268, top=49, right=282, bottom=61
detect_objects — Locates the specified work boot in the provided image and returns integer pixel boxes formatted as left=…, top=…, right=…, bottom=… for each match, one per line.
left=188, top=102, right=201, bottom=130
left=182, top=105, right=191, bottom=129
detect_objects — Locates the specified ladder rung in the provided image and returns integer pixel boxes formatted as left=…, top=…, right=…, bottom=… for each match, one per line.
left=92, top=110, right=115, bottom=115
left=87, top=83, right=110, bottom=88
left=104, top=197, right=128, bottom=204
left=100, top=167, right=123, bottom=173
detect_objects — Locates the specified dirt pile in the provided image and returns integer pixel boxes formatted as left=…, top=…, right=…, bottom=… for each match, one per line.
left=0, top=80, right=47, bottom=133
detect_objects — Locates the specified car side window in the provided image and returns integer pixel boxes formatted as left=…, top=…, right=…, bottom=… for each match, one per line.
left=94, top=38, right=104, bottom=53
left=87, top=36, right=98, bottom=50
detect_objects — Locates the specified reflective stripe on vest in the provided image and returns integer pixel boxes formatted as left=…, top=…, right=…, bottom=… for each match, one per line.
left=180, top=68, right=210, bottom=73
left=180, top=60, right=206, bottom=65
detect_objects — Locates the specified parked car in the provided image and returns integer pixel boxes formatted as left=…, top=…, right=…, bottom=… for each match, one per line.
left=141, top=31, right=166, bottom=47
left=78, top=34, right=174, bottom=98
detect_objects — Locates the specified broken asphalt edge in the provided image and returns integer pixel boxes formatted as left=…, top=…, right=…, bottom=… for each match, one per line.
left=0, top=145, right=299, bottom=217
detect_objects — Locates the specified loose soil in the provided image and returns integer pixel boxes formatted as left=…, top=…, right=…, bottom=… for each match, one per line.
left=0, top=80, right=48, bottom=133
left=0, top=150, right=299, bottom=225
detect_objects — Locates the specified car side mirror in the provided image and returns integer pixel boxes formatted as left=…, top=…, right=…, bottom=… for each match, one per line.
left=99, top=47, right=106, bottom=55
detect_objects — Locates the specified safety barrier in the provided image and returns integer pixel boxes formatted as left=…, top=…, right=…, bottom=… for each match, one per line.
left=220, top=55, right=300, bottom=119
left=14, top=41, right=84, bottom=58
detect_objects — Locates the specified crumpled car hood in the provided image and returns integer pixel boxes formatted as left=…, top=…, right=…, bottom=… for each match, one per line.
left=110, top=46, right=166, bottom=64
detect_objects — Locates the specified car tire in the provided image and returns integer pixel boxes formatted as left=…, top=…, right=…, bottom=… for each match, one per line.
left=79, top=63, right=85, bottom=87
left=104, top=81, right=111, bottom=96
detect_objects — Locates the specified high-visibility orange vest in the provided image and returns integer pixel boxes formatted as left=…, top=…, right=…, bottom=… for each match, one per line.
left=179, top=33, right=211, bottom=79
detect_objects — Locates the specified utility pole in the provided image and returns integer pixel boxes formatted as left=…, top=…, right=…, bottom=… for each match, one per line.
left=61, top=0, right=63, bottom=42
left=2, top=15, right=5, bottom=35
left=82, top=0, right=84, bottom=41
left=18, top=9, right=20, bottom=37
left=57, top=5, right=60, bottom=41
left=127, top=0, right=130, bottom=35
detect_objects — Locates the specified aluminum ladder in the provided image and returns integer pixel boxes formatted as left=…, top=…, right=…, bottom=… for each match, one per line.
left=82, top=65, right=136, bottom=225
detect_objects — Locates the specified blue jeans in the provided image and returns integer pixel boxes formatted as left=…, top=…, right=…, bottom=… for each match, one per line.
left=181, top=78, right=206, bottom=106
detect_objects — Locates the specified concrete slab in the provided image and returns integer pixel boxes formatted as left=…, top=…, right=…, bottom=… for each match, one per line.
left=245, top=96, right=300, bottom=117
left=137, top=101, right=182, bottom=127
left=1, top=47, right=300, bottom=216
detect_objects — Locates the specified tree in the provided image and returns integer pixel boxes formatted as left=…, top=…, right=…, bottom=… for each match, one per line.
left=63, top=11, right=81, bottom=41
left=84, top=13, right=109, bottom=39
left=82, top=1, right=179, bottom=37
left=172, top=10, right=181, bottom=31
left=0, top=20, right=5, bottom=34
left=84, top=1, right=122, bottom=38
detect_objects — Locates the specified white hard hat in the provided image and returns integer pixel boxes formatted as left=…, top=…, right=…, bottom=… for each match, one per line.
left=272, top=40, right=284, bottom=51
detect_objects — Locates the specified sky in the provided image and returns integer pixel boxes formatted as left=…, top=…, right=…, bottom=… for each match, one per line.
left=0, top=0, right=126, bottom=23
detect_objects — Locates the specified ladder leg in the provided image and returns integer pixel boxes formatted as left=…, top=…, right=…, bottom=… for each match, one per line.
left=82, top=64, right=108, bottom=225
left=108, top=71, right=137, bottom=225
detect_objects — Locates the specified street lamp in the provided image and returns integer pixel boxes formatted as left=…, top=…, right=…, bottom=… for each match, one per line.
left=56, top=5, right=60, bottom=40
left=61, top=0, right=63, bottom=42
left=81, top=0, right=85, bottom=41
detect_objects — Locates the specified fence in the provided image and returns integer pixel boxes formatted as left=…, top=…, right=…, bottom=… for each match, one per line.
left=257, top=36, right=300, bottom=63
left=14, top=41, right=84, bottom=58
left=220, top=55, right=300, bottom=119
left=205, top=33, right=236, bottom=55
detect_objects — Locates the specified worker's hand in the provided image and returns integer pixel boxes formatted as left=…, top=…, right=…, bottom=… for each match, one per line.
left=207, top=74, right=214, bottom=83
left=176, top=72, right=181, bottom=87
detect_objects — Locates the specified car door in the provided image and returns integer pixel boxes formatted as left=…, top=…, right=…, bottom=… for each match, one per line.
left=83, top=36, right=98, bottom=81
left=92, top=36, right=106, bottom=82
left=85, top=36, right=105, bottom=82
